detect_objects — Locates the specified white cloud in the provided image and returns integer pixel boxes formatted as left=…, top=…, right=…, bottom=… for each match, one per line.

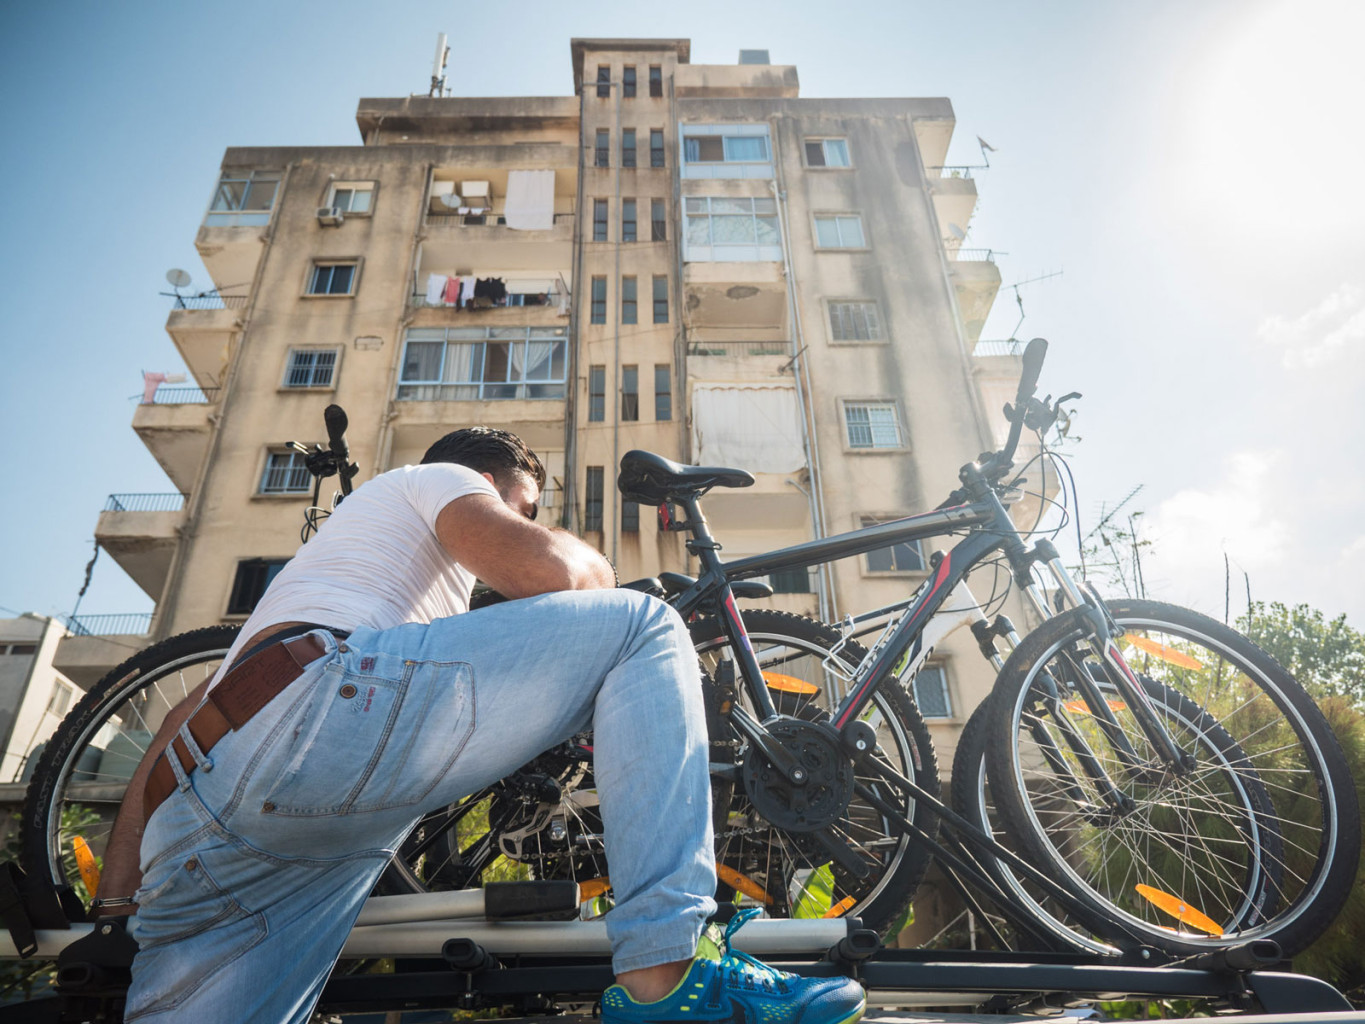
left=1257, top=283, right=1365, bottom=369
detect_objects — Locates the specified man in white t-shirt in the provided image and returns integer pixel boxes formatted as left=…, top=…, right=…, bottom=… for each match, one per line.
left=97, top=427, right=865, bottom=1024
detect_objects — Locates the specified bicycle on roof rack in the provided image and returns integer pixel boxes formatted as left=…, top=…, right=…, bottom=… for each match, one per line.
left=15, top=340, right=1360, bottom=967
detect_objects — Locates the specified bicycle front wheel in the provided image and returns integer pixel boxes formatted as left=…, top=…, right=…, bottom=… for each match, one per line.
left=19, top=626, right=239, bottom=903
left=985, top=599, right=1359, bottom=955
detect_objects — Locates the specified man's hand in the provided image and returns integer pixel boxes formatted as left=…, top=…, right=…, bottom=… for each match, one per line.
left=436, top=492, right=615, bottom=598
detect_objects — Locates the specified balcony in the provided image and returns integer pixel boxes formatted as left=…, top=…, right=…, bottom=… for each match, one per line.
left=165, top=295, right=247, bottom=389
left=132, top=387, right=219, bottom=493
left=928, top=171, right=978, bottom=243
left=947, top=250, right=1001, bottom=343
left=95, top=493, right=187, bottom=601
left=53, top=614, right=153, bottom=690
left=682, top=261, right=787, bottom=348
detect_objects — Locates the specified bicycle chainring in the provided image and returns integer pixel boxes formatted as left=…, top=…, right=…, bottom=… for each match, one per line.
left=740, top=718, right=854, bottom=833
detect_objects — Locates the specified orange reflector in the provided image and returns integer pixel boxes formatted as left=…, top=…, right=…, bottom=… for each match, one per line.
left=579, top=877, right=611, bottom=901
left=72, top=836, right=101, bottom=896
left=763, top=672, right=819, bottom=695
left=1123, top=634, right=1205, bottom=672
left=823, top=895, right=857, bottom=919
left=1062, top=699, right=1128, bottom=715
left=1135, top=884, right=1223, bottom=936
left=716, top=863, right=773, bottom=904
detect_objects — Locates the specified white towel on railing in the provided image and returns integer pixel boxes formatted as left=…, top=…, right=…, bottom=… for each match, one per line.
left=425, top=274, right=447, bottom=305
left=504, top=170, right=555, bottom=231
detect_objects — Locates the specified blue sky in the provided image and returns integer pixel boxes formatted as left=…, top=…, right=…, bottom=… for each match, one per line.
left=1, top=0, right=1362, bottom=627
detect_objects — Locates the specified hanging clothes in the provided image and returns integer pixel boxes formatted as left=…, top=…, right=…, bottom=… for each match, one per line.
left=504, top=170, right=556, bottom=231
left=460, top=278, right=476, bottom=308
left=443, top=276, right=461, bottom=306
left=425, top=273, right=447, bottom=306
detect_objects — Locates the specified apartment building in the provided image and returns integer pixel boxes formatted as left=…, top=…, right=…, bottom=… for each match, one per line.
left=55, top=38, right=1011, bottom=776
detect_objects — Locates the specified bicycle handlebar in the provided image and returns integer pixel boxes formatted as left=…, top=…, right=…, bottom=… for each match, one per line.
left=323, top=404, right=355, bottom=497
left=998, top=337, right=1047, bottom=466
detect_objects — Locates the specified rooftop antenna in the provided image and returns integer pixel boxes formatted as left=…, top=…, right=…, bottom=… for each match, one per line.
left=430, top=33, right=450, bottom=97
left=1005, top=269, right=1063, bottom=339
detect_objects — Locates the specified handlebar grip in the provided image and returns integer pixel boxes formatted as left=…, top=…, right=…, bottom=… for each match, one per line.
left=324, top=404, right=350, bottom=461
left=1016, top=337, right=1048, bottom=403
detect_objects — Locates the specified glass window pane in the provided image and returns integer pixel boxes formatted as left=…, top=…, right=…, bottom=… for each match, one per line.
left=724, top=136, right=769, bottom=161
left=484, top=342, right=512, bottom=382
left=402, top=342, right=443, bottom=381
left=711, top=215, right=756, bottom=245
left=211, top=180, right=246, bottom=211
left=753, top=197, right=777, bottom=214
left=825, top=139, right=850, bottom=166
left=805, top=141, right=825, bottom=167
left=684, top=197, right=708, bottom=213
left=838, top=217, right=865, bottom=247
left=330, top=265, right=354, bottom=293
left=815, top=218, right=841, bottom=248
left=913, top=667, right=951, bottom=718
left=685, top=216, right=711, bottom=246
left=243, top=179, right=277, bottom=211
left=711, top=197, right=751, bottom=215
left=349, top=188, right=371, bottom=213
left=754, top=216, right=780, bottom=245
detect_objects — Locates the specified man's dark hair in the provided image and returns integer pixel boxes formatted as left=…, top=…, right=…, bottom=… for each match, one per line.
left=420, top=427, right=546, bottom=489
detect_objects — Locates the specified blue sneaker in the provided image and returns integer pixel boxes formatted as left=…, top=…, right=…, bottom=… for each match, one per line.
left=601, top=909, right=866, bottom=1024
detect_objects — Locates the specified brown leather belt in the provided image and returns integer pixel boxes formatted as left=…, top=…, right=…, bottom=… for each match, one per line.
left=143, top=633, right=331, bottom=823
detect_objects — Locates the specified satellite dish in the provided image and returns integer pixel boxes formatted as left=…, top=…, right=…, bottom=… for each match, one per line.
left=166, top=268, right=192, bottom=289
left=439, top=193, right=462, bottom=209
left=947, top=223, right=967, bottom=241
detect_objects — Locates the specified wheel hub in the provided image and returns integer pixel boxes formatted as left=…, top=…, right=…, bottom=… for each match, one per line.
left=741, top=718, right=854, bottom=832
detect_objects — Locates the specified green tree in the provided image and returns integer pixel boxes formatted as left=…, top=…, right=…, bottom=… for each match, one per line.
left=1239, top=601, right=1365, bottom=706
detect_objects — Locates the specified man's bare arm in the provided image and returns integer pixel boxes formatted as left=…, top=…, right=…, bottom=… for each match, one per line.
left=92, top=680, right=209, bottom=916
left=436, top=493, right=615, bottom=597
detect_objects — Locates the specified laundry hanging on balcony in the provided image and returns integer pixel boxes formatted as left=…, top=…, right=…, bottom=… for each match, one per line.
left=691, top=384, right=805, bottom=474
left=425, top=274, right=447, bottom=306
left=503, top=170, right=556, bottom=231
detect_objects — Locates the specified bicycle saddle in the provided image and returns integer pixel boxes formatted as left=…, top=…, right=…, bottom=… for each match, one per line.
left=617, top=450, right=754, bottom=504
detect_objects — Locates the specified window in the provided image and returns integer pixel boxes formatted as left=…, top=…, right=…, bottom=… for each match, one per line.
left=814, top=214, right=867, bottom=249
left=622, top=199, right=637, bottom=242
left=844, top=401, right=903, bottom=449
left=397, top=326, right=569, bottom=401
left=259, top=450, right=312, bottom=494
left=205, top=169, right=279, bottom=226
left=6, top=644, right=37, bottom=656
left=622, top=276, right=638, bottom=324
left=650, top=129, right=665, bottom=168
left=655, top=364, right=672, bottom=421
left=308, top=262, right=357, bottom=295
left=913, top=665, right=952, bottom=719
left=228, top=558, right=288, bottom=615
left=588, top=365, right=606, bottom=422
left=649, top=65, right=662, bottom=97
left=684, top=196, right=781, bottom=261
left=829, top=301, right=884, bottom=342
left=46, top=683, right=72, bottom=719
left=591, top=277, right=607, bottom=324
left=283, top=348, right=338, bottom=388
left=327, top=181, right=374, bottom=213
left=681, top=125, right=772, bottom=178
left=593, top=199, right=608, bottom=242
left=769, top=566, right=813, bottom=594
left=596, top=65, right=611, bottom=98
left=860, top=516, right=927, bottom=573
left=622, top=499, right=639, bottom=533
left=585, top=467, right=604, bottom=531
left=652, top=275, right=668, bottom=323
left=805, top=138, right=851, bottom=168
left=622, top=129, right=636, bottom=167
left=623, top=66, right=637, bottom=98
left=622, top=365, right=639, bottom=421
left=651, top=198, right=667, bottom=241
left=595, top=129, right=610, bottom=168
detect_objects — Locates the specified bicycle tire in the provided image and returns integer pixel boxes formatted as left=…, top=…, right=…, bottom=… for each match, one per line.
left=690, top=610, right=941, bottom=934
left=18, top=626, right=240, bottom=901
left=984, top=599, right=1359, bottom=955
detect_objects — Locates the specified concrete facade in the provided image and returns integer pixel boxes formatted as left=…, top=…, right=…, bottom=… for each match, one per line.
left=0, top=615, right=75, bottom=785
left=67, top=38, right=1019, bottom=788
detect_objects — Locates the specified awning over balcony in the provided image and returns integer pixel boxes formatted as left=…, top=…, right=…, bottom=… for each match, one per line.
left=691, top=384, right=804, bottom=474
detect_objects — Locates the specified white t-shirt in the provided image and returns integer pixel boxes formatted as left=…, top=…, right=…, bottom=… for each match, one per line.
left=210, top=462, right=499, bottom=690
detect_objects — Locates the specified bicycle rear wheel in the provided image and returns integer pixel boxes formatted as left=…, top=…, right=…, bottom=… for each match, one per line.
left=19, top=626, right=239, bottom=903
left=985, top=599, right=1358, bottom=955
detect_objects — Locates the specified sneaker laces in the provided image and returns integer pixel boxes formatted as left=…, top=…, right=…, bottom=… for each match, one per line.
left=717, top=908, right=793, bottom=994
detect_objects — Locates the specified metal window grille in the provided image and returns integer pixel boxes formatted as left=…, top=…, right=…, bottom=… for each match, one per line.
left=844, top=402, right=901, bottom=448
left=622, top=129, right=636, bottom=167
left=913, top=665, right=952, bottom=718
left=588, top=366, right=606, bottom=422
left=261, top=451, right=313, bottom=494
left=591, top=277, right=607, bottom=324
left=654, top=364, right=672, bottom=421
left=622, top=199, right=637, bottom=242
left=623, top=66, right=636, bottom=97
left=621, top=365, right=639, bottom=421
left=285, top=349, right=338, bottom=387
left=652, top=275, right=668, bottom=323
left=650, top=130, right=665, bottom=167
left=622, top=277, right=637, bottom=324
left=585, top=467, right=604, bottom=531
left=651, top=198, right=666, bottom=240
left=595, top=130, right=610, bottom=168
left=830, top=302, right=883, bottom=342
left=593, top=199, right=608, bottom=241
left=769, top=566, right=812, bottom=594
left=596, top=66, right=611, bottom=98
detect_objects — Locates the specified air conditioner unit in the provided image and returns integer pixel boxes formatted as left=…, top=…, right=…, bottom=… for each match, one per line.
left=316, top=206, right=344, bottom=227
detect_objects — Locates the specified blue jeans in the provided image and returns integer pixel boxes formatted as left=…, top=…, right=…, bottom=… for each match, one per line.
left=124, top=591, right=716, bottom=1023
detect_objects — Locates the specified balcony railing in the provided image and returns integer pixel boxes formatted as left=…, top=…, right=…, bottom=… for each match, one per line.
left=951, top=248, right=1001, bottom=263
left=409, top=292, right=561, bottom=310
left=167, top=294, right=249, bottom=311
left=104, top=493, right=187, bottom=513
left=687, top=340, right=788, bottom=356
left=136, top=387, right=220, bottom=406
left=65, top=613, right=153, bottom=637
left=973, top=339, right=1028, bottom=358
left=424, top=212, right=575, bottom=226
left=929, top=165, right=976, bottom=179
